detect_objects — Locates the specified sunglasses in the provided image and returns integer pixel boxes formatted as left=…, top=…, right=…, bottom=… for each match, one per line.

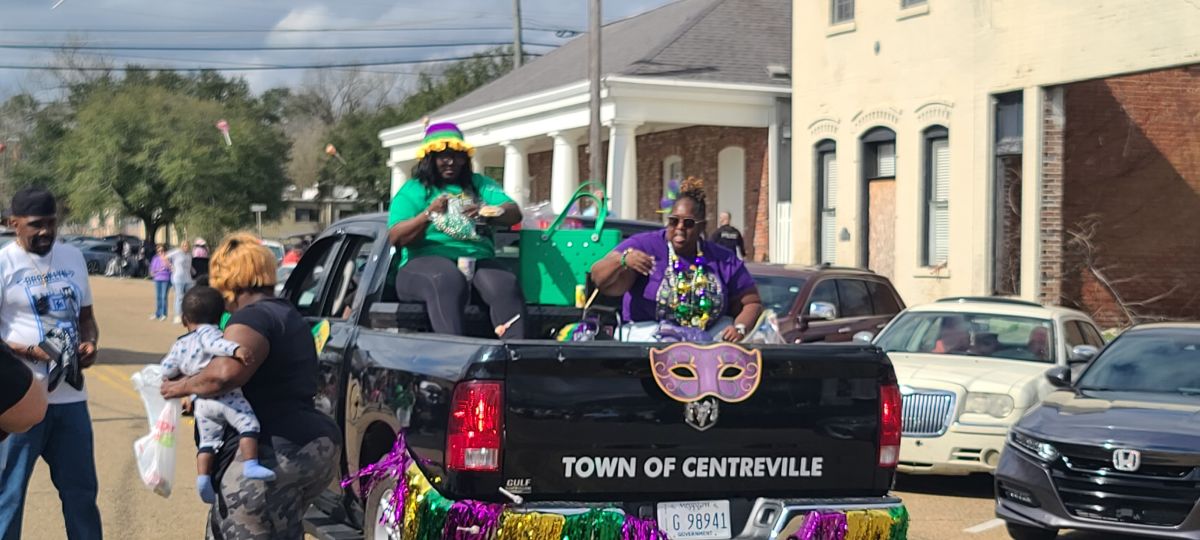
left=667, top=216, right=705, bottom=229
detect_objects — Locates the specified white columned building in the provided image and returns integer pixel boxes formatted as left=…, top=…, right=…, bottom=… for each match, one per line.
left=381, top=0, right=793, bottom=261
left=500, top=140, right=530, bottom=208
left=605, top=121, right=641, bottom=219
left=547, top=130, right=582, bottom=213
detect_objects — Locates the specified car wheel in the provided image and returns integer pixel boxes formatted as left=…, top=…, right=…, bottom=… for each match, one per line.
left=1005, top=522, right=1058, bottom=540
left=363, top=477, right=403, bottom=540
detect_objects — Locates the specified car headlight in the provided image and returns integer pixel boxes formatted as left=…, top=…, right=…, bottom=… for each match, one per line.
left=1010, top=431, right=1059, bottom=462
left=964, top=392, right=1015, bottom=418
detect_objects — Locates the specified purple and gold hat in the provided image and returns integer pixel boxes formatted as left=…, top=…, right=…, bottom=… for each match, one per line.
left=415, top=122, right=475, bottom=159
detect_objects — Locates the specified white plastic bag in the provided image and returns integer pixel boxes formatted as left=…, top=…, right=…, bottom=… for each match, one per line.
left=131, top=365, right=180, bottom=498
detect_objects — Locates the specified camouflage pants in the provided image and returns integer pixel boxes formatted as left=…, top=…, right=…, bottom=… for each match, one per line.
left=205, top=435, right=339, bottom=540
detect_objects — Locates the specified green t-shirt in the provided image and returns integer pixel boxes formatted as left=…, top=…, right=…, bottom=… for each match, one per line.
left=387, top=173, right=514, bottom=267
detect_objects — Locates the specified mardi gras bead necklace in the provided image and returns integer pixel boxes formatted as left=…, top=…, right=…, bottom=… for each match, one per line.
left=657, top=241, right=723, bottom=329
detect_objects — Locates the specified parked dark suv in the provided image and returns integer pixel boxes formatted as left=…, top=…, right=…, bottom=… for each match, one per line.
left=749, top=264, right=906, bottom=344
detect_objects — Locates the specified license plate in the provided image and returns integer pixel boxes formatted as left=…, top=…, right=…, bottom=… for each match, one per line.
left=656, top=500, right=732, bottom=540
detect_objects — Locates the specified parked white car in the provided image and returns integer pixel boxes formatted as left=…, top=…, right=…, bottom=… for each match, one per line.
left=862, top=297, right=1105, bottom=475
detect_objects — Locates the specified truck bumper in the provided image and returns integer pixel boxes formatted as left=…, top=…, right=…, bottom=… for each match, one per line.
left=305, top=496, right=908, bottom=540
left=897, top=425, right=1008, bottom=475
left=747, top=496, right=906, bottom=540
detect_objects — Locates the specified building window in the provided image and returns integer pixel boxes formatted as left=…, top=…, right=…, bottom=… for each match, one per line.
left=901, top=0, right=926, bottom=7
left=295, top=208, right=319, bottom=223
left=923, top=126, right=949, bottom=266
left=663, top=155, right=683, bottom=187
left=861, top=128, right=897, bottom=180
left=815, top=140, right=838, bottom=265
left=831, top=0, right=854, bottom=23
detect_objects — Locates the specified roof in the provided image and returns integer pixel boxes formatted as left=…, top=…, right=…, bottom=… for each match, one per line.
left=1125, top=322, right=1200, bottom=332
left=746, top=262, right=882, bottom=279
left=904, top=298, right=1093, bottom=321
left=435, top=0, right=791, bottom=116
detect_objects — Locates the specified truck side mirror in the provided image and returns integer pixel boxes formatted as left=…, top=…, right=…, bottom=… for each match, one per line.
left=806, top=302, right=838, bottom=322
left=1045, top=366, right=1072, bottom=388
left=1068, top=345, right=1099, bottom=365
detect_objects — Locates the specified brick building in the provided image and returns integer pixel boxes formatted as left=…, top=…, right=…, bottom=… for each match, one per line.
left=381, top=0, right=793, bottom=261
left=791, top=0, right=1200, bottom=327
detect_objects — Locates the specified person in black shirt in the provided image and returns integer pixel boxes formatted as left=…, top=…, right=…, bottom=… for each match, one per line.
left=712, top=211, right=746, bottom=259
left=161, top=232, right=339, bottom=539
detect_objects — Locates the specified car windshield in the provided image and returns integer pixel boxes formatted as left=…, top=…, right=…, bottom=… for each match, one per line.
left=876, top=311, right=1056, bottom=363
left=1077, top=331, right=1200, bottom=393
left=753, top=275, right=806, bottom=314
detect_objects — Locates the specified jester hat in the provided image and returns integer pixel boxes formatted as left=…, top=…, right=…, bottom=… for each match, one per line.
left=416, top=122, right=475, bottom=159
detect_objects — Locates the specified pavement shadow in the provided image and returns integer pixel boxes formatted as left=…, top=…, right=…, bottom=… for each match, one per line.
left=98, top=348, right=165, bottom=365
left=894, top=473, right=995, bottom=499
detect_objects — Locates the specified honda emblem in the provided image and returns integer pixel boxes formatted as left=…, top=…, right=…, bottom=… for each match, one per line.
left=1112, top=449, right=1141, bottom=472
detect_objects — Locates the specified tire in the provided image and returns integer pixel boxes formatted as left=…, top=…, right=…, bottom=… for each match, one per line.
left=363, top=477, right=403, bottom=540
left=1005, top=522, right=1058, bottom=540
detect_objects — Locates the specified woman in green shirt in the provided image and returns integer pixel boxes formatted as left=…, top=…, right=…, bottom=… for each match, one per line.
left=387, top=123, right=526, bottom=337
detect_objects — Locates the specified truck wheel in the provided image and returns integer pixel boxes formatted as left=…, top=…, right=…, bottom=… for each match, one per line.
left=1005, top=522, right=1058, bottom=540
left=363, top=477, right=403, bottom=540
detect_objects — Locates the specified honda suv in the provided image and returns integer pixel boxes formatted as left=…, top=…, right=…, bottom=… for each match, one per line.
left=749, top=264, right=905, bottom=344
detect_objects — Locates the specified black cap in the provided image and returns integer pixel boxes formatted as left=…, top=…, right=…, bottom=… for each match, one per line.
left=10, top=187, right=57, bottom=217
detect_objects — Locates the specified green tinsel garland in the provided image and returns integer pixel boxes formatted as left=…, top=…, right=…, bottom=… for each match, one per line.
left=561, top=509, right=625, bottom=540
left=415, top=489, right=452, bottom=540
left=887, top=505, right=909, bottom=540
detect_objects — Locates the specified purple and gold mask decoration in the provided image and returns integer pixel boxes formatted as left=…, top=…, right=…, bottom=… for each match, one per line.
left=650, top=342, right=762, bottom=404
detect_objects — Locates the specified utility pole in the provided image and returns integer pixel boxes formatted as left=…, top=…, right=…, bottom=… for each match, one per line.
left=588, top=0, right=602, bottom=188
left=512, top=0, right=524, bottom=68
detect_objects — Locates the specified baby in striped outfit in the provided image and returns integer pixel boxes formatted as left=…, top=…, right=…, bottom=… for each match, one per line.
left=161, top=286, right=275, bottom=503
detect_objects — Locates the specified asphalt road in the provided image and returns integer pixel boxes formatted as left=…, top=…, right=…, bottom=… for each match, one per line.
left=14, top=277, right=1137, bottom=540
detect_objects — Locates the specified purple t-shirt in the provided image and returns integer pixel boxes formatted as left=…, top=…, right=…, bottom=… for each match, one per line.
left=614, top=230, right=756, bottom=323
left=149, top=255, right=171, bottom=282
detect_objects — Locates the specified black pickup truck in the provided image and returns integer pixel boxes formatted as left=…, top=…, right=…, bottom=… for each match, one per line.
left=287, top=213, right=906, bottom=540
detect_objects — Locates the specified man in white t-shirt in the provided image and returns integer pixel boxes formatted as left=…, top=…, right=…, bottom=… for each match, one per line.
left=0, top=188, right=101, bottom=540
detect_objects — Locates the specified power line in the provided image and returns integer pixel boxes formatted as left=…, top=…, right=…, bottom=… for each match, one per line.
left=0, top=24, right=579, bottom=34
left=0, top=42, right=559, bottom=52
left=0, top=53, right=541, bottom=72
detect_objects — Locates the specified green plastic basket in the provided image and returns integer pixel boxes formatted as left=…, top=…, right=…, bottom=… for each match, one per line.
left=519, top=183, right=620, bottom=306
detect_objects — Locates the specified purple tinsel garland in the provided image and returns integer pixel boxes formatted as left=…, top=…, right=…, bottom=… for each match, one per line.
left=622, top=515, right=668, bottom=540
left=343, top=431, right=678, bottom=540
left=341, top=431, right=412, bottom=526
left=790, top=511, right=848, bottom=540
left=444, top=499, right=504, bottom=540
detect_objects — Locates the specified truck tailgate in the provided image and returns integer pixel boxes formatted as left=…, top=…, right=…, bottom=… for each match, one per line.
left=502, top=342, right=893, bottom=501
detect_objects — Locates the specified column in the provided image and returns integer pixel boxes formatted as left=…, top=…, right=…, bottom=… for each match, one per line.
left=548, top=130, right=582, bottom=213
left=389, top=160, right=416, bottom=198
left=1020, top=86, right=1063, bottom=303
left=605, top=121, right=641, bottom=219
left=501, top=140, right=529, bottom=208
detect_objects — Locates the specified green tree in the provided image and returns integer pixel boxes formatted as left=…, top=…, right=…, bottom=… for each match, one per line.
left=54, top=84, right=290, bottom=243
left=319, top=49, right=514, bottom=210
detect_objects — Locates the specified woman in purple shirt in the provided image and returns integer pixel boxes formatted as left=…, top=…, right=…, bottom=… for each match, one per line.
left=149, top=243, right=172, bottom=321
left=591, top=177, right=763, bottom=342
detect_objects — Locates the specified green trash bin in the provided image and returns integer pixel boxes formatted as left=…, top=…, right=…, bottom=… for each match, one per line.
left=519, top=183, right=621, bottom=306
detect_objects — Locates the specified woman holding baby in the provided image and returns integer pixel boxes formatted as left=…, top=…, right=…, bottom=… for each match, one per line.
left=160, top=232, right=340, bottom=539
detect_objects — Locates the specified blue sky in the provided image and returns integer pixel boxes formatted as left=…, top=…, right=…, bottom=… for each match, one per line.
left=0, top=0, right=673, bottom=98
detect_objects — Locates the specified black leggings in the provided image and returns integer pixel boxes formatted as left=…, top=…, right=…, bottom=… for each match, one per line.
left=394, top=256, right=527, bottom=338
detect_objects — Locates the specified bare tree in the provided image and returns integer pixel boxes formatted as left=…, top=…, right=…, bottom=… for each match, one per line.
left=1065, top=215, right=1183, bottom=326
left=298, top=68, right=405, bottom=125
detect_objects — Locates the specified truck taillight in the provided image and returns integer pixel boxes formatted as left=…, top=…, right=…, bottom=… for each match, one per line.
left=447, top=381, right=503, bottom=472
left=879, top=383, right=902, bottom=468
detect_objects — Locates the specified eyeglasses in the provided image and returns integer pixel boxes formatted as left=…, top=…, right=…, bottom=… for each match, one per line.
left=667, top=216, right=705, bottom=229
